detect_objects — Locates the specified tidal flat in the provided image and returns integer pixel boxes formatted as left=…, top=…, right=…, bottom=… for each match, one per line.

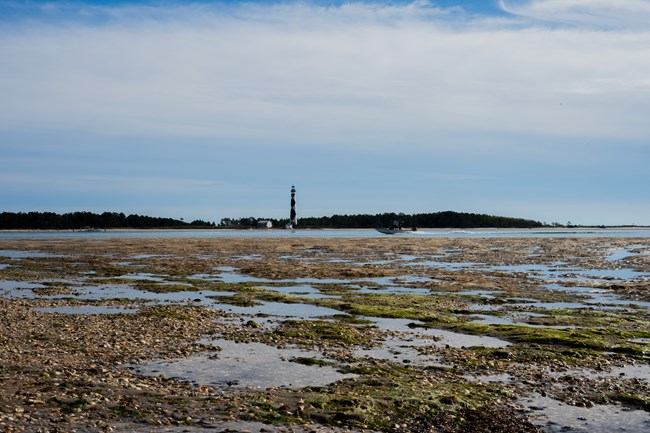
left=1, top=236, right=649, bottom=432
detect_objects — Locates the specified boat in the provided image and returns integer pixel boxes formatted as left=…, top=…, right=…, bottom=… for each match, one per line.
left=375, top=227, right=418, bottom=235
left=375, top=220, right=417, bottom=235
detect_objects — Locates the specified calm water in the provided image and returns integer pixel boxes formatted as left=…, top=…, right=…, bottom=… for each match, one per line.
left=1, top=228, right=649, bottom=239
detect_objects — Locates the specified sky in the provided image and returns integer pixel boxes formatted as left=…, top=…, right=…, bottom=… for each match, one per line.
left=1, top=0, right=649, bottom=226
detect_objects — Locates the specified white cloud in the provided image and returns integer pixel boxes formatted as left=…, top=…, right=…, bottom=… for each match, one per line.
left=500, top=0, right=650, bottom=29
left=1, top=1, right=649, bottom=155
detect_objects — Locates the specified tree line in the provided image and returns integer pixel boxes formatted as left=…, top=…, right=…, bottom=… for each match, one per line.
left=221, top=211, right=543, bottom=229
left=0, top=211, right=215, bottom=230
left=0, top=210, right=542, bottom=230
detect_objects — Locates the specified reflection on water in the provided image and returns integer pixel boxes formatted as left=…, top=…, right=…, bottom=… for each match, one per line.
left=0, top=249, right=65, bottom=259
left=133, top=339, right=356, bottom=389
left=546, top=364, right=650, bottom=382
left=259, top=284, right=338, bottom=299
left=470, top=314, right=574, bottom=329
left=0, top=280, right=47, bottom=298
left=21, top=283, right=235, bottom=304
left=417, top=260, right=650, bottom=282
left=210, top=300, right=344, bottom=319
left=606, top=246, right=650, bottom=261
left=367, top=317, right=511, bottom=348
left=520, top=394, right=650, bottom=433
left=354, top=336, right=447, bottom=367
left=115, top=273, right=169, bottom=282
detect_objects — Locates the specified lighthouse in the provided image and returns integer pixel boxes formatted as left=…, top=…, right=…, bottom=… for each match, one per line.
left=289, top=185, right=297, bottom=228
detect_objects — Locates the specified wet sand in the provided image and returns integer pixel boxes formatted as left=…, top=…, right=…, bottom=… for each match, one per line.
left=1, top=237, right=649, bottom=432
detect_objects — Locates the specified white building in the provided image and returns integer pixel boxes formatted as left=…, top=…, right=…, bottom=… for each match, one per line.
left=257, top=220, right=273, bottom=229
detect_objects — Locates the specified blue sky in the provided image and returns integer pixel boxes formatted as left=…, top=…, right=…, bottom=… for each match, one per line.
left=1, top=1, right=649, bottom=226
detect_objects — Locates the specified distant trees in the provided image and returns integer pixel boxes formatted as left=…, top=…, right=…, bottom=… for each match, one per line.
left=0, top=211, right=215, bottom=230
left=218, top=211, right=543, bottom=229
left=296, top=211, right=543, bottom=229
left=0, top=210, right=542, bottom=230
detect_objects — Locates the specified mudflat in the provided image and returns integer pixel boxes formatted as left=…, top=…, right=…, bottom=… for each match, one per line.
left=1, top=237, right=649, bottom=432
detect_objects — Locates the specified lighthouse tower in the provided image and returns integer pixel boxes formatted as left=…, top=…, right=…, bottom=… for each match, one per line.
left=289, top=185, right=297, bottom=228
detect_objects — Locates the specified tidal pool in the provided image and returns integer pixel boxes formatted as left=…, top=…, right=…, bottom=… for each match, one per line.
left=131, top=254, right=178, bottom=259
left=367, top=317, right=511, bottom=348
left=116, top=273, right=169, bottom=282
left=133, top=339, right=356, bottom=389
left=548, top=364, right=650, bottom=382
left=0, top=249, right=65, bottom=259
left=47, top=284, right=234, bottom=303
left=469, top=314, right=574, bottom=329
left=259, top=284, right=324, bottom=298
left=209, top=300, right=345, bottom=319
left=355, top=285, right=432, bottom=296
left=198, top=268, right=352, bottom=286
left=606, top=246, right=650, bottom=261
left=520, top=394, right=650, bottom=433
left=354, top=336, right=448, bottom=367
left=0, top=280, right=47, bottom=298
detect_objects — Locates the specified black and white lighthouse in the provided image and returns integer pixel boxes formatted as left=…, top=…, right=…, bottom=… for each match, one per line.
left=289, top=185, right=297, bottom=228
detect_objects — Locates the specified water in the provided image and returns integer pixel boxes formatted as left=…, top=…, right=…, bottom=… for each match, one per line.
left=0, top=280, right=47, bottom=298
left=210, top=300, right=344, bottom=319
left=0, top=249, right=65, bottom=258
left=116, top=273, right=169, bottom=282
left=133, top=338, right=356, bottom=389
left=354, top=336, right=446, bottom=366
left=131, top=254, right=178, bottom=259
left=520, top=394, right=650, bottom=433
left=606, top=246, right=650, bottom=261
left=366, top=317, right=511, bottom=348
left=20, top=283, right=235, bottom=304
left=548, top=364, right=650, bottom=382
left=415, top=261, right=650, bottom=281
left=1, top=228, right=650, bottom=239
left=259, top=284, right=324, bottom=297
left=469, top=314, right=574, bottom=329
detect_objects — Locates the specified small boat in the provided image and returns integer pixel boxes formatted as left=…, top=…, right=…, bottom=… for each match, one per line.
left=375, top=227, right=417, bottom=235
left=376, top=220, right=417, bottom=235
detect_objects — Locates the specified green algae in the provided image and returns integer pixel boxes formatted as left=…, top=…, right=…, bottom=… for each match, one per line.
left=273, top=320, right=372, bottom=347
left=240, top=360, right=517, bottom=432
left=132, top=282, right=195, bottom=293
left=454, top=323, right=645, bottom=351
left=611, top=393, right=650, bottom=411
left=209, top=293, right=262, bottom=307
left=314, top=293, right=469, bottom=324
left=291, top=357, right=333, bottom=367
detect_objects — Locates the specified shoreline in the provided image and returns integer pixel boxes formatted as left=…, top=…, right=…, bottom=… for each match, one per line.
left=1, top=236, right=649, bottom=432
left=1, top=226, right=649, bottom=233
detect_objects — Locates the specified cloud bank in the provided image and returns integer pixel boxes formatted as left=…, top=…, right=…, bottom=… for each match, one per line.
left=500, top=0, right=650, bottom=29
left=1, top=1, right=649, bottom=154
left=1, top=2, right=649, bottom=224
